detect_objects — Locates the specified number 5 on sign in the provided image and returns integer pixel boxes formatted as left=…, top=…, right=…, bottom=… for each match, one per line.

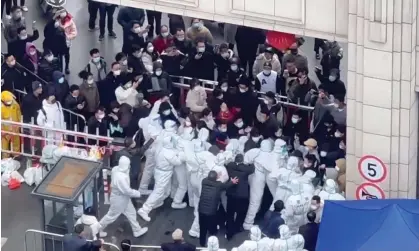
left=358, top=155, right=388, bottom=183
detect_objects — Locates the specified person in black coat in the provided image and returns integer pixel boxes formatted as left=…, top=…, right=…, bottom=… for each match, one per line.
left=1, top=53, right=27, bottom=100
left=198, top=170, right=238, bottom=246
left=299, top=211, right=320, bottom=251
left=225, top=154, right=254, bottom=240
left=207, top=88, right=224, bottom=117
left=185, top=37, right=215, bottom=81
left=9, top=26, right=39, bottom=63
left=64, top=85, right=86, bottom=136
left=21, top=81, right=43, bottom=123
left=234, top=77, right=259, bottom=126
left=226, top=57, right=246, bottom=87
left=160, top=43, right=185, bottom=77
left=38, top=50, right=61, bottom=83
left=97, top=62, right=127, bottom=110
left=161, top=229, right=196, bottom=251
left=173, top=29, right=193, bottom=55
left=122, top=20, right=147, bottom=54
left=87, top=107, right=108, bottom=146
left=63, top=224, right=103, bottom=251
left=262, top=200, right=286, bottom=238
left=214, top=43, right=234, bottom=81
left=42, top=19, right=68, bottom=72
left=235, top=26, right=265, bottom=79
left=127, top=44, right=146, bottom=75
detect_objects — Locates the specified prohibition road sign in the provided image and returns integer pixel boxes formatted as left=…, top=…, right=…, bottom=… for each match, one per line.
left=358, top=155, right=387, bottom=183
left=356, top=183, right=385, bottom=200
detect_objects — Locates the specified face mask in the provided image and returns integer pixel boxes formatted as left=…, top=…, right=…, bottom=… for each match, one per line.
left=54, top=21, right=60, bottom=28
left=339, top=144, right=345, bottom=150
left=46, top=56, right=54, bottom=62
left=98, top=114, right=105, bottom=119
left=230, top=65, right=238, bottom=71
left=147, top=46, right=154, bottom=53
left=197, top=47, right=205, bottom=53
left=335, top=166, right=340, bottom=171
left=291, top=117, right=299, bottom=124
left=320, top=151, right=327, bottom=157
left=92, top=57, right=101, bottom=63
left=263, top=70, right=271, bottom=75
left=206, top=115, right=213, bottom=120
left=60, top=12, right=67, bottom=18
left=163, top=110, right=171, bottom=116
left=121, top=59, right=128, bottom=66
left=113, top=70, right=121, bottom=76
left=192, top=23, right=201, bottom=29
left=334, top=103, right=340, bottom=108
left=219, top=127, right=227, bottom=133
left=239, top=88, right=246, bottom=93
left=305, top=146, right=311, bottom=152
left=221, top=86, right=228, bottom=92
left=134, top=27, right=142, bottom=33
left=221, top=52, right=229, bottom=58
left=137, top=77, right=143, bottom=83
left=161, top=32, right=169, bottom=37
left=29, top=51, right=36, bottom=56
left=87, top=79, right=94, bottom=84
left=177, top=36, right=185, bottom=41
left=19, top=35, right=28, bottom=40
left=218, top=95, right=223, bottom=100
left=252, top=137, right=260, bottom=143
left=329, top=75, right=337, bottom=82
left=185, top=121, right=192, bottom=127
left=235, top=121, right=244, bottom=128
left=134, top=52, right=141, bottom=58
left=58, top=77, right=65, bottom=84
left=275, top=130, right=282, bottom=137
left=155, top=70, right=162, bottom=76
left=310, top=205, right=319, bottom=211
left=334, top=132, right=342, bottom=138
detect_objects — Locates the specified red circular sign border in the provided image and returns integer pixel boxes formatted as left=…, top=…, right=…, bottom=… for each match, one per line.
left=357, top=155, right=387, bottom=183
left=356, top=183, right=385, bottom=200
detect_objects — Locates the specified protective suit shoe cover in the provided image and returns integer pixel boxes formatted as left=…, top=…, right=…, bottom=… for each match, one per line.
left=137, top=208, right=151, bottom=222
left=133, top=227, right=148, bottom=237
left=171, top=202, right=187, bottom=209
left=188, top=229, right=199, bottom=238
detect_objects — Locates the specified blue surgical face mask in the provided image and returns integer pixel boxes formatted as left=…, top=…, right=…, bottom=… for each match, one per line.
left=58, top=77, right=65, bottom=84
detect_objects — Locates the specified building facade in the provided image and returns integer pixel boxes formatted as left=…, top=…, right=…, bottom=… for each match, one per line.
left=99, top=0, right=418, bottom=199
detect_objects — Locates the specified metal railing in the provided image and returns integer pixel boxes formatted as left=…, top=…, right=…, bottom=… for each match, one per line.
left=24, top=229, right=120, bottom=251
left=129, top=244, right=211, bottom=251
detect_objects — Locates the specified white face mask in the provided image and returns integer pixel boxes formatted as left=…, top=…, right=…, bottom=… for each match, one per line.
left=221, top=86, right=228, bottom=92
left=163, top=110, right=171, bottom=116
left=263, top=70, right=271, bottom=75
left=192, top=23, right=201, bottom=29
left=177, top=36, right=185, bottom=41
left=252, top=137, right=260, bottom=143
left=29, top=51, right=36, bottom=56
left=335, top=166, right=340, bottom=171
left=54, top=21, right=60, bottom=28
left=20, top=35, right=28, bottom=40
left=235, top=121, right=244, bottom=128
left=134, top=27, right=142, bottom=33
left=263, top=99, right=269, bottom=105
left=320, top=151, right=327, bottom=157
left=219, top=127, right=227, bottom=133
left=87, top=79, right=94, bottom=84
left=231, top=65, right=238, bottom=71
left=113, top=70, right=121, bottom=76
left=185, top=121, right=192, bottom=127
left=329, top=76, right=337, bottom=82
left=291, top=117, right=299, bottom=124
left=124, top=83, right=132, bottom=89
left=92, top=57, right=101, bottom=63
left=221, top=52, right=229, bottom=58
left=239, top=88, right=246, bottom=93
left=303, top=163, right=310, bottom=168
left=98, top=114, right=105, bottom=119
left=197, top=47, right=205, bottom=53
left=60, top=12, right=67, bottom=18
left=46, top=55, right=54, bottom=62
left=161, top=32, right=169, bottom=37
left=147, top=46, right=154, bottom=53
left=310, top=204, right=319, bottom=211
left=339, top=144, right=345, bottom=150
left=155, top=70, right=162, bottom=76
left=334, top=132, right=342, bottom=138
left=218, top=95, right=223, bottom=99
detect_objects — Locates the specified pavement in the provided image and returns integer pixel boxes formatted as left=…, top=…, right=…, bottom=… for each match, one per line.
left=1, top=1, right=348, bottom=250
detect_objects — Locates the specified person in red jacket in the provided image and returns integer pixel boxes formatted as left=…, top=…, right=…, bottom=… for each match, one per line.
left=152, top=25, right=174, bottom=54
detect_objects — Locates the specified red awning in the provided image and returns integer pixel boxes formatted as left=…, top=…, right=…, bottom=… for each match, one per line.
left=266, top=31, right=296, bottom=50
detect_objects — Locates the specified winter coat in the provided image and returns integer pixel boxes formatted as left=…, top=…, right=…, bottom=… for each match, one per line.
left=152, top=35, right=174, bottom=54
left=4, top=17, right=26, bottom=43
left=185, top=86, right=207, bottom=113
left=9, top=30, right=40, bottom=63
left=21, top=93, right=42, bottom=123
left=122, top=25, right=146, bottom=54
left=252, top=54, right=281, bottom=78
left=36, top=100, right=66, bottom=130
left=1, top=64, right=26, bottom=93
left=198, top=178, right=232, bottom=216
left=186, top=26, right=213, bottom=44
left=117, top=7, right=146, bottom=29
left=38, top=58, right=61, bottom=83
left=43, top=19, right=68, bottom=55
left=49, top=71, right=70, bottom=104
left=226, top=162, right=254, bottom=199
left=97, top=72, right=127, bottom=109
left=79, top=82, right=100, bottom=113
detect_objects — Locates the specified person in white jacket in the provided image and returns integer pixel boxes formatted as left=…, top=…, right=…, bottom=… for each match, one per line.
left=232, top=226, right=274, bottom=251
left=197, top=127, right=212, bottom=150
left=138, top=113, right=163, bottom=195
left=137, top=136, right=185, bottom=222
left=75, top=207, right=107, bottom=240
left=272, top=225, right=301, bottom=251
left=185, top=139, right=216, bottom=238
left=318, top=179, right=345, bottom=201
left=243, top=140, right=274, bottom=230
left=115, top=77, right=139, bottom=107
left=283, top=180, right=311, bottom=234
left=205, top=236, right=226, bottom=251
left=36, top=94, right=66, bottom=144
left=99, top=156, right=148, bottom=237
left=185, top=79, right=208, bottom=113
left=297, top=170, right=316, bottom=198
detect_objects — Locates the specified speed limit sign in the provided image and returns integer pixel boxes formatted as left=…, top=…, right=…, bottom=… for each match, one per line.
left=358, top=155, right=387, bottom=183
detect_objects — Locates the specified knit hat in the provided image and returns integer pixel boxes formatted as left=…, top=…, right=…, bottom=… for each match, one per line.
left=172, top=229, right=183, bottom=240
left=32, top=81, right=43, bottom=92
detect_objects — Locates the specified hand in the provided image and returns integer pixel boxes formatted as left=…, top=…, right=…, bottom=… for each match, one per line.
left=314, top=66, right=321, bottom=73
left=195, top=53, right=202, bottom=60
left=319, top=164, right=326, bottom=169
left=77, top=104, right=84, bottom=110
left=238, top=129, right=244, bottom=134
left=127, top=67, right=133, bottom=73
left=132, top=81, right=139, bottom=89
left=109, top=113, right=118, bottom=120
left=231, top=177, right=239, bottom=184
left=245, top=126, right=252, bottom=133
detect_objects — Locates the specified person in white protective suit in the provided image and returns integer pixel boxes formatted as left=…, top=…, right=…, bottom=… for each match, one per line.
left=204, top=236, right=227, bottom=251
left=197, top=128, right=212, bottom=150
left=232, top=226, right=274, bottom=251
left=170, top=126, right=195, bottom=209
left=138, top=113, right=163, bottom=195
left=269, top=155, right=302, bottom=211
left=137, top=136, right=185, bottom=222
left=242, top=140, right=274, bottom=230
left=283, top=180, right=311, bottom=234
left=297, top=170, right=317, bottom=198
left=272, top=225, right=302, bottom=251
left=185, top=139, right=216, bottom=238
left=238, top=136, right=248, bottom=154
left=222, top=139, right=241, bottom=164
left=318, top=179, right=345, bottom=201
left=99, top=156, right=148, bottom=237
left=288, top=234, right=307, bottom=251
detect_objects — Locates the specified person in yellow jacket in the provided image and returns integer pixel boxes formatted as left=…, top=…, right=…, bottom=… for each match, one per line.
left=1, top=91, right=22, bottom=159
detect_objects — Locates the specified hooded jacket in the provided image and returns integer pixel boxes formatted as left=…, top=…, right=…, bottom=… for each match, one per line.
left=49, top=71, right=70, bottom=104
left=1, top=91, right=22, bottom=133
left=9, top=30, right=40, bottom=62
left=79, top=81, right=100, bottom=113
left=36, top=99, right=65, bottom=130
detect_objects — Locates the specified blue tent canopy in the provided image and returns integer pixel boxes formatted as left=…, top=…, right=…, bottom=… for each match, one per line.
left=316, top=199, right=419, bottom=251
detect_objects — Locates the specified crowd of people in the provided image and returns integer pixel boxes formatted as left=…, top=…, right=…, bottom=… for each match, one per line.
left=1, top=2, right=347, bottom=251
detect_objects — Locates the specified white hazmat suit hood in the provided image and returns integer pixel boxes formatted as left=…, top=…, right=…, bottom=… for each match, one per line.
left=289, top=234, right=306, bottom=251
left=197, top=128, right=211, bottom=150
left=249, top=226, right=262, bottom=241
left=318, top=179, right=345, bottom=201
left=238, top=136, right=248, bottom=153
left=260, top=140, right=273, bottom=152
left=164, top=120, right=178, bottom=132
left=207, top=236, right=221, bottom=251
left=280, top=225, right=292, bottom=239
left=298, top=170, right=316, bottom=196
left=181, top=126, right=195, bottom=141
left=273, top=139, right=287, bottom=154
left=273, top=225, right=301, bottom=251
left=116, top=156, right=130, bottom=174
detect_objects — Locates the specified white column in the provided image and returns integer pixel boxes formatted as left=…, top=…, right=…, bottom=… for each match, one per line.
left=346, top=0, right=418, bottom=199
